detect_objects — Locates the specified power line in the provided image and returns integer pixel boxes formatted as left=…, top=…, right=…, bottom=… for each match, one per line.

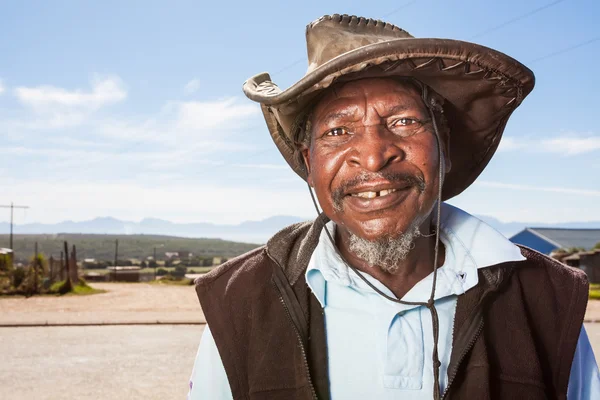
left=273, top=59, right=305, bottom=76
left=469, top=0, right=567, bottom=40
left=529, top=36, right=600, bottom=64
left=382, top=0, right=419, bottom=18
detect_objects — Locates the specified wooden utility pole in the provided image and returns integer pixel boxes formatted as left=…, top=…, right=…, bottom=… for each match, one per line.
left=153, top=246, right=157, bottom=280
left=49, top=255, right=54, bottom=283
left=59, top=251, right=64, bottom=281
left=0, top=202, right=30, bottom=251
left=70, top=244, right=79, bottom=284
left=63, top=241, right=70, bottom=281
left=113, top=239, right=119, bottom=282
left=34, top=241, right=38, bottom=294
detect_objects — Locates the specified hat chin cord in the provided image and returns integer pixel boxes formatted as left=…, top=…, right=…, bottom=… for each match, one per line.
left=305, top=93, right=445, bottom=400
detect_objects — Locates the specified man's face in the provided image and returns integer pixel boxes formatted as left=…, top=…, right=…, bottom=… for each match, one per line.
left=302, top=78, right=449, bottom=242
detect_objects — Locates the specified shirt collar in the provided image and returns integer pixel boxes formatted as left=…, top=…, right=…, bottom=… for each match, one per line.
left=306, top=203, right=526, bottom=307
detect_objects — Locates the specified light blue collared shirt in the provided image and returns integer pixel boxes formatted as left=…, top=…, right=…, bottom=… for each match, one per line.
left=188, top=204, right=600, bottom=399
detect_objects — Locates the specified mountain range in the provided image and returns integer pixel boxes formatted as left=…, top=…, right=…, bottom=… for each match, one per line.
left=1, top=215, right=600, bottom=244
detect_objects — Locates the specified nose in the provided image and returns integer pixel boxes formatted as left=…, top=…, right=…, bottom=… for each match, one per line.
left=347, top=125, right=405, bottom=172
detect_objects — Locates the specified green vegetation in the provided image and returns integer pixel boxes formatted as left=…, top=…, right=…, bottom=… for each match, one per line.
left=1, top=253, right=49, bottom=295
left=3, top=233, right=259, bottom=263
left=594, top=242, right=600, bottom=250
left=84, top=266, right=214, bottom=276
left=49, top=279, right=105, bottom=295
left=149, top=275, right=194, bottom=286
left=590, top=284, right=600, bottom=300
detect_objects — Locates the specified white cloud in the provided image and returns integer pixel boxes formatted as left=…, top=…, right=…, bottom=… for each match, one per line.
left=174, top=98, right=257, bottom=131
left=0, top=178, right=314, bottom=225
left=183, top=78, right=200, bottom=94
left=0, top=79, right=5, bottom=95
left=231, top=163, right=288, bottom=169
left=12, top=76, right=127, bottom=128
left=15, top=76, right=126, bottom=109
left=0, top=76, right=280, bottom=224
left=497, top=137, right=525, bottom=152
left=499, top=134, right=600, bottom=155
left=475, top=181, right=600, bottom=197
left=540, top=136, right=600, bottom=155
left=94, top=97, right=259, bottom=144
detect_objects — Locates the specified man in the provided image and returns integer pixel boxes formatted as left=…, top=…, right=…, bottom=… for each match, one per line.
left=188, top=14, right=600, bottom=399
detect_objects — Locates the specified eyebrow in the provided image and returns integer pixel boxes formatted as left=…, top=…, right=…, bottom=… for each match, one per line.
left=317, top=102, right=422, bottom=126
left=386, top=104, right=417, bottom=115
left=319, top=110, right=358, bottom=126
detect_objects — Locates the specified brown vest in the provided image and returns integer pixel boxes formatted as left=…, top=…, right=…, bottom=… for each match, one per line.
left=195, top=216, right=589, bottom=400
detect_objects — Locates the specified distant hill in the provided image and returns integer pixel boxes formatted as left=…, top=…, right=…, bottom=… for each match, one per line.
left=0, top=215, right=306, bottom=244
left=1, top=214, right=599, bottom=259
left=3, top=233, right=261, bottom=263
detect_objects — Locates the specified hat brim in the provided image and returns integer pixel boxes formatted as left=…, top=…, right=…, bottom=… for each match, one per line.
left=243, top=38, right=535, bottom=200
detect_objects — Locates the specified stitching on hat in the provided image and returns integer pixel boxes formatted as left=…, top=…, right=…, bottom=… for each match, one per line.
left=464, top=62, right=485, bottom=75
left=441, top=61, right=465, bottom=71
left=414, top=58, right=438, bottom=70
left=307, top=14, right=408, bottom=35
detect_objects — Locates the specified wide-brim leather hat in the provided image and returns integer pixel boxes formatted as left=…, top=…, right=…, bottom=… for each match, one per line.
left=243, top=14, right=535, bottom=200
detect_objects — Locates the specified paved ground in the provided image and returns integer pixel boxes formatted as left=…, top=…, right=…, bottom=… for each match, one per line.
left=586, top=300, right=600, bottom=322
left=1, top=323, right=599, bottom=400
left=0, top=283, right=204, bottom=325
left=0, top=324, right=204, bottom=400
left=1, top=283, right=600, bottom=399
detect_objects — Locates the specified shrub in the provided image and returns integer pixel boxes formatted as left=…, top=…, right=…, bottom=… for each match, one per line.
left=12, top=268, right=26, bottom=288
left=156, top=268, right=168, bottom=276
left=172, top=265, right=187, bottom=278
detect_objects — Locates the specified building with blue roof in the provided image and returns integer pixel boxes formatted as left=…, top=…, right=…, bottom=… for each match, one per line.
left=510, top=228, right=600, bottom=255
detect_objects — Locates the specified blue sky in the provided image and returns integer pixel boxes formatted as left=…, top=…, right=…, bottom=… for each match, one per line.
left=0, top=0, right=599, bottom=225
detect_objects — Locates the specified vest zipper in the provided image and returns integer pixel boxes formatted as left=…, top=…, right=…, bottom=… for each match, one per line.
left=441, top=311, right=484, bottom=399
left=272, top=281, right=319, bottom=400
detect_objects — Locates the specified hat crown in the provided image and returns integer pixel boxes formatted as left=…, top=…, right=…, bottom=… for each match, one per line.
left=306, top=14, right=413, bottom=73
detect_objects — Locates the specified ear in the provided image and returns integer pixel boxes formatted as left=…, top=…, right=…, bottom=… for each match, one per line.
left=300, top=146, right=314, bottom=187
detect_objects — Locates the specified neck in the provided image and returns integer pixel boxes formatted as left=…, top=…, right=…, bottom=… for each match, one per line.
left=335, top=215, right=445, bottom=299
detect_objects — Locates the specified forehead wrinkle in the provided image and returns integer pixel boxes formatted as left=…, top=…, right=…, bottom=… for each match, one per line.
left=311, top=78, right=425, bottom=126
left=321, top=108, right=359, bottom=126
left=315, top=100, right=362, bottom=127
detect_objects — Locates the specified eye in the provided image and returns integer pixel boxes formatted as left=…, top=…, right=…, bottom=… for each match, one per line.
left=325, top=127, right=351, bottom=136
left=391, top=118, right=417, bottom=127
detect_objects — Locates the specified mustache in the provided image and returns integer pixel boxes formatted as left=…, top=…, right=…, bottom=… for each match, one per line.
left=332, top=171, right=426, bottom=209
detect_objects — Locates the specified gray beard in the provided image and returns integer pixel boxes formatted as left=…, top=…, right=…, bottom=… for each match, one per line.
left=348, top=224, right=422, bottom=274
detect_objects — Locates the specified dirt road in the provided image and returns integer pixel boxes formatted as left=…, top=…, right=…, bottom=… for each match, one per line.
left=3, top=283, right=600, bottom=325
left=0, top=283, right=204, bottom=325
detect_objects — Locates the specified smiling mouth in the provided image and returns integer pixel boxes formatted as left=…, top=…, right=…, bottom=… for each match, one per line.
left=349, top=188, right=400, bottom=199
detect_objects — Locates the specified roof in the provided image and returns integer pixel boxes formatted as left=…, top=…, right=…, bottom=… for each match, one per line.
left=0, top=248, right=13, bottom=255
left=107, top=266, right=141, bottom=271
left=524, top=228, right=600, bottom=250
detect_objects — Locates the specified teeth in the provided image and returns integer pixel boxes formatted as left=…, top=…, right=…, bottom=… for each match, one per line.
left=356, top=191, right=377, bottom=199
left=352, top=188, right=398, bottom=198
